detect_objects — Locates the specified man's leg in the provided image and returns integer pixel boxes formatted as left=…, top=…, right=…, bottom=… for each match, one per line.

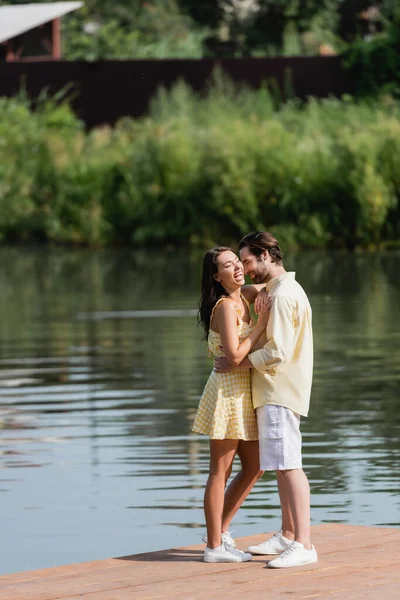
left=267, top=466, right=316, bottom=567
left=221, top=440, right=263, bottom=533
left=276, top=470, right=295, bottom=541
left=251, top=405, right=316, bottom=566
left=267, top=408, right=316, bottom=566
left=246, top=405, right=294, bottom=555
left=279, top=468, right=311, bottom=549
left=258, top=403, right=296, bottom=538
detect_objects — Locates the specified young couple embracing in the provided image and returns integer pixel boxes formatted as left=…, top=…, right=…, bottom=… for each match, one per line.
left=192, top=231, right=317, bottom=569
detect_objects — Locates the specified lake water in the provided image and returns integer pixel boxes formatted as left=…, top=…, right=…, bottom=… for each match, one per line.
left=0, top=247, right=399, bottom=575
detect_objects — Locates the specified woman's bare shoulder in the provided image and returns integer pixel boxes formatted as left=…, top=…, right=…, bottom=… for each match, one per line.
left=213, top=297, right=236, bottom=314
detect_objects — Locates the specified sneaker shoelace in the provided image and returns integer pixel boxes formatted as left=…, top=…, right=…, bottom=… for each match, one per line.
left=276, top=543, right=297, bottom=560
left=224, top=542, right=247, bottom=557
left=259, top=531, right=282, bottom=547
left=222, top=531, right=236, bottom=547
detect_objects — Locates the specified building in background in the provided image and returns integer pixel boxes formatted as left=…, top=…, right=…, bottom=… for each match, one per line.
left=0, top=2, right=82, bottom=61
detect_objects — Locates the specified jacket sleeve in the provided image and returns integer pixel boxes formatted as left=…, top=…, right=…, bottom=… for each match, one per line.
left=248, top=295, right=294, bottom=374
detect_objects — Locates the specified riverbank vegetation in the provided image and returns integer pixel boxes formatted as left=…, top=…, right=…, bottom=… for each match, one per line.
left=1, top=79, right=399, bottom=249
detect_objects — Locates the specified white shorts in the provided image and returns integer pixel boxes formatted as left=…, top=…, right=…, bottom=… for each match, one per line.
left=257, top=404, right=302, bottom=471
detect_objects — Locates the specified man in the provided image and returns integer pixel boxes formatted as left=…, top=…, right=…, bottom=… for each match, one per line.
left=216, top=231, right=317, bottom=568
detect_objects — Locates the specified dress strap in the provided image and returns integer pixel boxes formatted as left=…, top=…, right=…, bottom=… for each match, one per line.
left=210, top=297, right=228, bottom=322
left=210, top=296, right=241, bottom=327
left=240, top=293, right=254, bottom=325
left=241, top=294, right=251, bottom=311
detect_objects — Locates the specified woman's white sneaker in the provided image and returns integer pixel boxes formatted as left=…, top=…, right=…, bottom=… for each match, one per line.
left=246, top=530, right=293, bottom=555
left=267, top=541, right=318, bottom=568
left=204, top=542, right=252, bottom=563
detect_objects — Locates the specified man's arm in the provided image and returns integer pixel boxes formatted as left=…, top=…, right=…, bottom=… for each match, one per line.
left=214, top=297, right=294, bottom=373
left=214, top=356, right=252, bottom=373
left=248, top=295, right=294, bottom=374
left=214, top=296, right=294, bottom=374
left=237, top=357, right=252, bottom=368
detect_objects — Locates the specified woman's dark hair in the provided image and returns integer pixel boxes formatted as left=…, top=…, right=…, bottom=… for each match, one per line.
left=198, top=246, right=232, bottom=340
left=238, top=231, right=283, bottom=265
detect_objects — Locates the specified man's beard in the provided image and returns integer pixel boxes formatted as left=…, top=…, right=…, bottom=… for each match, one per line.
left=252, top=273, right=265, bottom=284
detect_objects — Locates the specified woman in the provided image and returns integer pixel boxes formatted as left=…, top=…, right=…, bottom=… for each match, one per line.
left=192, top=246, right=269, bottom=563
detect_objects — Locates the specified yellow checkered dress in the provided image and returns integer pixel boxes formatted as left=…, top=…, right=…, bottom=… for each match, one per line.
left=192, top=297, right=258, bottom=440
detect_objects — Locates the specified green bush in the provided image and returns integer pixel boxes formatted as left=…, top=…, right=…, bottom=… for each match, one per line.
left=0, top=82, right=399, bottom=248
left=343, top=14, right=400, bottom=99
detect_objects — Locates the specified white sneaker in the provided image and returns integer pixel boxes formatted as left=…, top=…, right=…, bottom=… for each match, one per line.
left=204, top=542, right=252, bottom=563
left=267, top=541, right=318, bottom=568
left=246, top=530, right=293, bottom=555
left=202, top=531, right=235, bottom=547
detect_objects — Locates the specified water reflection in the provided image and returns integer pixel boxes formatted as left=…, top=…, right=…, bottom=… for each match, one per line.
left=0, top=247, right=399, bottom=575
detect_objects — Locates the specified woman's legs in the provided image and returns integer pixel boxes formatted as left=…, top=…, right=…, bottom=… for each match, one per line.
left=204, top=439, right=238, bottom=548
left=221, top=440, right=263, bottom=533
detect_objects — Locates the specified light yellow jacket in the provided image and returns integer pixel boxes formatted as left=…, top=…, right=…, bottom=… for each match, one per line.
left=249, top=272, right=313, bottom=417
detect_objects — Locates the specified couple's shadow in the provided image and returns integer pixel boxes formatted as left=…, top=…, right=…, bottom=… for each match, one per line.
left=116, top=548, right=268, bottom=564
left=116, top=548, right=204, bottom=562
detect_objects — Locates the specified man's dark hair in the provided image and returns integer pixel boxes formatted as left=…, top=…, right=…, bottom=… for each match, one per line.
left=238, top=231, right=283, bottom=265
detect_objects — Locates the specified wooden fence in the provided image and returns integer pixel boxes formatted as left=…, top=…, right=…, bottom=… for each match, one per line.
left=0, top=56, right=353, bottom=127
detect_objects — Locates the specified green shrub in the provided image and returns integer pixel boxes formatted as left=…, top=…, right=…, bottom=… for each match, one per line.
left=343, top=14, right=400, bottom=99
left=0, top=83, right=400, bottom=248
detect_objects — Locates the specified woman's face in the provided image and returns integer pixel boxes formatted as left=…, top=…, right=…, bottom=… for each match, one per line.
left=214, top=250, right=245, bottom=290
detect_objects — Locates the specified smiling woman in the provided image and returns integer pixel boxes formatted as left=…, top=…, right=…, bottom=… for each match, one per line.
left=192, top=245, right=269, bottom=563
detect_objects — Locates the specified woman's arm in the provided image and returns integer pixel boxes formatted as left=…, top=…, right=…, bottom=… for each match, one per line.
left=241, top=284, right=266, bottom=305
left=214, top=301, right=268, bottom=367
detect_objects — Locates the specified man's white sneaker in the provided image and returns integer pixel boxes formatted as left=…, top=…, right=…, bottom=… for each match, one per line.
left=267, top=541, right=318, bottom=568
left=202, top=531, right=236, bottom=546
left=246, top=530, right=293, bottom=555
left=204, top=542, right=252, bottom=563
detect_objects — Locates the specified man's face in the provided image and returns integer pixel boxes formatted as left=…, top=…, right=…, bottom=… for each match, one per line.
left=239, top=246, right=269, bottom=283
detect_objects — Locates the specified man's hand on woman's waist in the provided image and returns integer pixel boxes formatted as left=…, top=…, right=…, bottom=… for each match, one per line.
left=214, top=357, right=252, bottom=373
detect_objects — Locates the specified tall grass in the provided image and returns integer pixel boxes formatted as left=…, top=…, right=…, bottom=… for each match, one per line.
left=1, top=81, right=399, bottom=248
